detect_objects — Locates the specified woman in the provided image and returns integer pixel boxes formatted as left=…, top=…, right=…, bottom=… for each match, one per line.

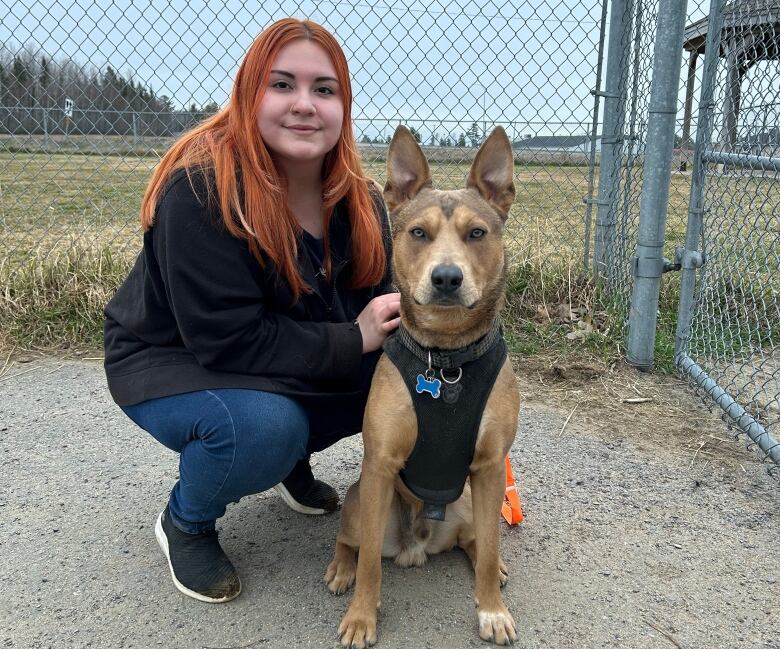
left=104, top=18, right=400, bottom=603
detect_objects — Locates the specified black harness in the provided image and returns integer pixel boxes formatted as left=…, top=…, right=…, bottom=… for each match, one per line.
left=382, top=319, right=507, bottom=520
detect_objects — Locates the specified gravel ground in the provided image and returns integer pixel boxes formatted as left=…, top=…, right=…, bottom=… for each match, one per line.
left=1, top=357, right=778, bottom=649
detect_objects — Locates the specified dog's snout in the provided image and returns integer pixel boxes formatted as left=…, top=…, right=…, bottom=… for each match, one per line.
left=431, top=264, right=463, bottom=294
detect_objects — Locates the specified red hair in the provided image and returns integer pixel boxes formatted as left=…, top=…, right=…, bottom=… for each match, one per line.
left=139, top=18, right=385, bottom=300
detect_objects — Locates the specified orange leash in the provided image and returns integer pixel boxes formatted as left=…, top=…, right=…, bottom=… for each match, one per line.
left=501, top=455, right=524, bottom=525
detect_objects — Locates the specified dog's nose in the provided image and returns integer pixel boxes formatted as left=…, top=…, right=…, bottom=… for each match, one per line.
left=430, top=264, right=463, bottom=294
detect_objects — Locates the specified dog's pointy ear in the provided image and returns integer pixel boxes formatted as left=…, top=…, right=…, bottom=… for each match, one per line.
left=384, top=126, right=432, bottom=211
left=467, top=127, right=516, bottom=218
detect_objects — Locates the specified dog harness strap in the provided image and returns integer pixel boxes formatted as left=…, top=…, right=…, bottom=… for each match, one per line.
left=383, top=332, right=507, bottom=517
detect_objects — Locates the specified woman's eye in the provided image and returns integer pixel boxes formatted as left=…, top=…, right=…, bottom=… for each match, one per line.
left=410, top=228, right=426, bottom=239
left=469, top=228, right=486, bottom=240
left=271, top=80, right=291, bottom=90
left=316, top=86, right=335, bottom=95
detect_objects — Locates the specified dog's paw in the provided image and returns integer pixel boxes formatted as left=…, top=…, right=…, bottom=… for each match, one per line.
left=394, top=544, right=427, bottom=568
left=499, top=558, right=509, bottom=588
left=338, top=606, right=377, bottom=648
left=478, top=606, right=517, bottom=646
left=325, top=559, right=356, bottom=595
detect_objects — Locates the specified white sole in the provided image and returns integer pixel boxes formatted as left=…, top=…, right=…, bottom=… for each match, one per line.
left=273, top=483, right=328, bottom=515
left=154, top=512, right=240, bottom=604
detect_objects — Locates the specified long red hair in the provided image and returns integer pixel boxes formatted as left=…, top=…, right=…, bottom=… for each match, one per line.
left=139, top=18, right=385, bottom=300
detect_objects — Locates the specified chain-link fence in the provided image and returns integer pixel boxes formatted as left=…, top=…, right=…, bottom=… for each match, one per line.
left=0, top=0, right=711, bottom=284
left=1, top=0, right=611, bottom=275
left=2, top=0, right=779, bottom=471
left=674, top=0, right=780, bottom=472
left=595, top=0, right=712, bottom=324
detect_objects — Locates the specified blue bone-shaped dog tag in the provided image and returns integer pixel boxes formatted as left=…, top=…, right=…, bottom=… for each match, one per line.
left=415, top=373, right=442, bottom=398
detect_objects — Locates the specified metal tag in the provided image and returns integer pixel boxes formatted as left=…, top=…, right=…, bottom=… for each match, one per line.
left=415, top=373, right=441, bottom=398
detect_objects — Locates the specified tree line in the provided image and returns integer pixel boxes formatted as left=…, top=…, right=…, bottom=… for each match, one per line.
left=0, top=46, right=217, bottom=115
left=1, top=46, right=495, bottom=145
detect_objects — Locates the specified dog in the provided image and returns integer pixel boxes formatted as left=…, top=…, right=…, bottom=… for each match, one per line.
left=325, top=126, right=520, bottom=647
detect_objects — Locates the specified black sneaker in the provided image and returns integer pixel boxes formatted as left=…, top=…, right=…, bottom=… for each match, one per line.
left=273, top=458, right=339, bottom=515
left=154, top=506, right=241, bottom=603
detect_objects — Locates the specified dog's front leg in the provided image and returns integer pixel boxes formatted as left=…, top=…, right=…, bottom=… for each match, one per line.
left=338, top=459, right=396, bottom=648
left=470, top=461, right=517, bottom=646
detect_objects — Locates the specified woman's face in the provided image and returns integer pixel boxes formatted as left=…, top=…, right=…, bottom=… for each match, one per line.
left=257, top=39, right=344, bottom=168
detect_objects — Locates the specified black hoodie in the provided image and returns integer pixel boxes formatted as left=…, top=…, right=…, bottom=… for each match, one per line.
left=104, top=169, right=392, bottom=409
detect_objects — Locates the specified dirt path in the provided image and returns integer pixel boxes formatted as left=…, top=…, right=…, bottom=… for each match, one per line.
left=1, top=357, right=778, bottom=648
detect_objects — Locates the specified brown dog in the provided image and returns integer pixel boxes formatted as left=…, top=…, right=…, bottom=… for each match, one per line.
left=325, top=126, right=520, bottom=647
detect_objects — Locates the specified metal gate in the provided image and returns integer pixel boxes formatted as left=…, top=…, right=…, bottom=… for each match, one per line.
left=674, top=0, right=780, bottom=471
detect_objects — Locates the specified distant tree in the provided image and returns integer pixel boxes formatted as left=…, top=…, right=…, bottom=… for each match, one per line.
left=429, top=133, right=438, bottom=146
left=385, top=135, right=392, bottom=144
left=372, top=135, right=384, bottom=144
left=457, top=133, right=466, bottom=147
left=10, top=55, right=31, bottom=105
left=12, top=55, right=29, bottom=85
left=360, top=134, right=371, bottom=144
left=466, top=122, right=481, bottom=147
left=409, top=126, right=422, bottom=143
left=201, top=101, right=219, bottom=115
left=39, top=56, right=50, bottom=89
left=439, top=135, right=452, bottom=147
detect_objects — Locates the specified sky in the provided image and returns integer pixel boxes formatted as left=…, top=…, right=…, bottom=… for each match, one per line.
left=1, top=0, right=715, bottom=142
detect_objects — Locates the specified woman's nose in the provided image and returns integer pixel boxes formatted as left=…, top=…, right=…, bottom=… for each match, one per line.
left=290, top=92, right=316, bottom=115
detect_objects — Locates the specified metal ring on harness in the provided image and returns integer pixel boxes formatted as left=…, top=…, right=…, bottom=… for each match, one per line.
left=439, top=367, right=463, bottom=384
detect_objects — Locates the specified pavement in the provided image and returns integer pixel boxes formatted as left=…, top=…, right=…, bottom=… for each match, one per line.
left=1, top=358, right=779, bottom=648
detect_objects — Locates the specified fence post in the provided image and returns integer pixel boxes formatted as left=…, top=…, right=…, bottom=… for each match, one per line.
left=582, top=0, right=610, bottom=271
left=617, top=0, right=645, bottom=276
left=626, top=0, right=689, bottom=369
left=42, top=106, right=49, bottom=149
left=593, top=0, right=632, bottom=280
left=675, top=0, right=724, bottom=357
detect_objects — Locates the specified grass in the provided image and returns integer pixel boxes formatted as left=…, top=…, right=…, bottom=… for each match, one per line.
left=0, top=246, right=132, bottom=352
left=1, top=148, right=774, bottom=368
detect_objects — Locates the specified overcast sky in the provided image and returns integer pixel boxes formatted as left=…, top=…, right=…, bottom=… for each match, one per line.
left=2, top=0, right=713, bottom=141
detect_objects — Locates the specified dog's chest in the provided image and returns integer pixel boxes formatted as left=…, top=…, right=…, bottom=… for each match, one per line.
left=382, top=332, right=507, bottom=517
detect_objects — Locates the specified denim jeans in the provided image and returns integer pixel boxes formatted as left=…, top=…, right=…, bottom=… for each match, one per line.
left=121, top=388, right=361, bottom=534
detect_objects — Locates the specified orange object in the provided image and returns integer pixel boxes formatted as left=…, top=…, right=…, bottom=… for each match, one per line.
left=501, top=455, right=524, bottom=525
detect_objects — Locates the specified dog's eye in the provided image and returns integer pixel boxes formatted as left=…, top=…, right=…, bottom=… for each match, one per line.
left=410, top=227, right=426, bottom=239
left=469, top=228, right=486, bottom=240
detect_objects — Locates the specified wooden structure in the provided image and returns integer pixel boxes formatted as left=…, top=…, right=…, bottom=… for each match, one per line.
left=682, top=0, right=780, bottom=153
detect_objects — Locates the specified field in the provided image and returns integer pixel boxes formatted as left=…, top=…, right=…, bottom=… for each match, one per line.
left=2, top=148, right=777, bottom=370
left=0, top=149, right=696, bottom=270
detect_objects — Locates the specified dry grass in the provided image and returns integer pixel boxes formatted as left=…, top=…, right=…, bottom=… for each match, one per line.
left=0, top=246, right=130, bottom=352
left=1, top=151, right=695, bottom=266
left=0, top=149, right=693, bottom=356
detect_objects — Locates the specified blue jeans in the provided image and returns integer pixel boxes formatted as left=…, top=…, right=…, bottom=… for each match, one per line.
left=121, top=389, right=357, bottom=534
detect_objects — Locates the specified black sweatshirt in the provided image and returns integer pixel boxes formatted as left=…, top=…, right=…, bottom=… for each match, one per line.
left=104, top=169, right=392, bottom=407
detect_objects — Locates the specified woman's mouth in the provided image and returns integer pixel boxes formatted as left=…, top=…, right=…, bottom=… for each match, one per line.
left=286, top=125, right=318, bottom=134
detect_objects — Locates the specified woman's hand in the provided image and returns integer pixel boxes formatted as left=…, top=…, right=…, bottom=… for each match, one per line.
left=355, top=292, right=401, bottom=353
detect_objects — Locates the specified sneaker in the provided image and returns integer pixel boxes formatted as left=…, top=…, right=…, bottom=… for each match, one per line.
left=154, top=506, right=241, bottom=603
left=273, top=458, right=339, bottom=515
